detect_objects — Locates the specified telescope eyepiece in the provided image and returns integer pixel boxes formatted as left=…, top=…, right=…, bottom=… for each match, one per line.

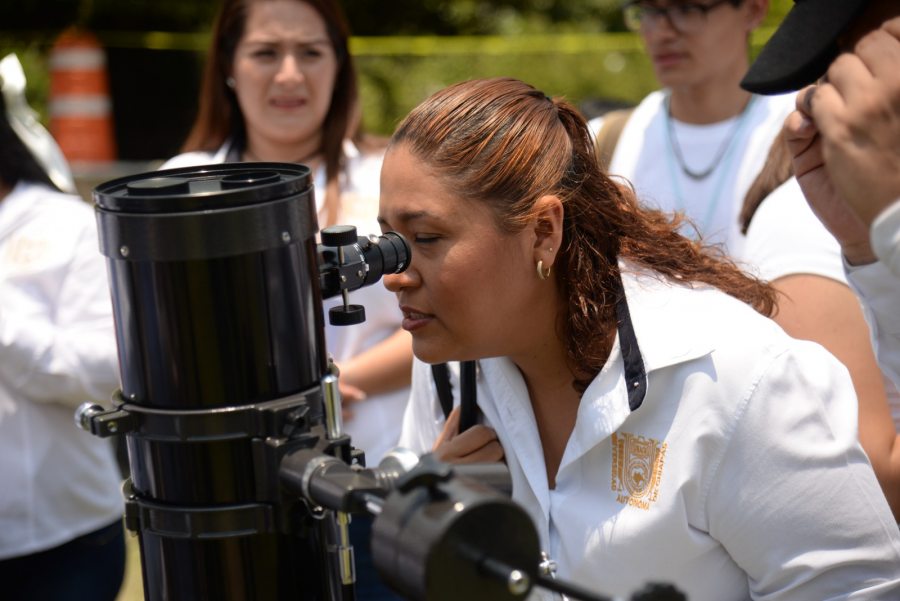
left=318, top=227, right=410, bottom=304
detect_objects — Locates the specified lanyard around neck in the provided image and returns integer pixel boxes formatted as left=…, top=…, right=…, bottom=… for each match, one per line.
left=661, top=93, right=757, bottom=237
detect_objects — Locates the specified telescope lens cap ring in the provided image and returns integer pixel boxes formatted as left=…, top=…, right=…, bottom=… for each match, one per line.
left=94, top=162, right=311, bottom=213
left=126, top=177, right=191, bottom=196
left=221, top=171, right=281, bottom=189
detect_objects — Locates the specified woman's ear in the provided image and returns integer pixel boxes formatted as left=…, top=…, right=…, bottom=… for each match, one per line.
left=745, top=0, right=769, bottom=32
left=532, top=194, right=564, bottom=258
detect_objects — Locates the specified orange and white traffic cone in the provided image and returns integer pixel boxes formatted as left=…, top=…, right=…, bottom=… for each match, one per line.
left=48, top=27, right=116, bottom=165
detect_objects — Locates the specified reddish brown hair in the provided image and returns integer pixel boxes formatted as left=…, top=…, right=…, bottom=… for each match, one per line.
left=181, top=0, right=361, bottom=188
left=739, top=127, right=793, bottom=234
left=391, top=78, right=775, bottom=389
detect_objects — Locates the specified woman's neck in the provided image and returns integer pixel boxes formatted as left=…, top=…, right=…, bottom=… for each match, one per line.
left=512, top=332, right=582, bottom=489
left=508, top=286, right=570, bottom=388
left=243, top=134, right=322, bottom=167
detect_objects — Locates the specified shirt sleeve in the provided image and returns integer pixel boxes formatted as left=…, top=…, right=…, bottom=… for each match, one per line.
left=587, top=115, right=605, bottom=139
left=741, top=178, right=846, bottom=285
left=871, top=199, right=900, bottom=279
left=705, top=341, right=900, bottom=600
left=0, top=207, right=120, bottom=408
left=397, top=358, right=449, bottom=455
left=847, top=259, right=900, bottom=391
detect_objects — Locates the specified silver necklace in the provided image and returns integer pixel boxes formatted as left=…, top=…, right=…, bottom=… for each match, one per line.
left=664, top=95, right=756, bottom=181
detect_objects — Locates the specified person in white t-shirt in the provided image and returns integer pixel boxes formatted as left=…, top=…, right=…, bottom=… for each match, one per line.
left=381, top=77, right=900, bottom=601
left=589, top=0, right=793, bottom=257
left=740, top=0, right=900, bottom=518
left=0, top=64, right=124, bottom=601
left=163, top=1, right=409, bottom=597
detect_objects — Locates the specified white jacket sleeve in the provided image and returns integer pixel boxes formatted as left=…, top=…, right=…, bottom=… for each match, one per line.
left=0, top=208, right=120, bottom=407
left=871, top=199, right=900, bottom=279
left=706, top=341, right=900, bottom=600
left=847, top=259, right=900, bottom=391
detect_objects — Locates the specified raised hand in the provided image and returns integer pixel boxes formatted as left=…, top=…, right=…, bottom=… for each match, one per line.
left=432, top=405, right=505, bottom=464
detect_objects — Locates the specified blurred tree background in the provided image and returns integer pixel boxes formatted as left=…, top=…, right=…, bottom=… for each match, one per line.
left=0, top=0, right=792, bottom=163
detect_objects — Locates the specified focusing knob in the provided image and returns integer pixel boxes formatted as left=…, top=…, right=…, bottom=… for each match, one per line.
left=329, top=304, right=366, bottom=326
left=321, top=225, right=358, bottom=247
left=396, top=453, right=454, bottom=493
left=631, top=584, right=688, bottom=601
left=75, top=402, right=105, bottom=432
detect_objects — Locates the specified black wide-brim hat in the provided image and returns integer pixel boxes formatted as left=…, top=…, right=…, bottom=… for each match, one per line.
left=741, top=0, right=870, bottom=94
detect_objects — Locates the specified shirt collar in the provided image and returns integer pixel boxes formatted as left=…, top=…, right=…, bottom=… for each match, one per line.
left=573, top=264, right=720, bottom=429
left=554, top=266, right=721, bottom=474
left=619, top=263, right=718, bottom=376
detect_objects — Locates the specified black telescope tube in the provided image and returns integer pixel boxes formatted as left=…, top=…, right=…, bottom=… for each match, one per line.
left=94, top=163, right=328, bottom=601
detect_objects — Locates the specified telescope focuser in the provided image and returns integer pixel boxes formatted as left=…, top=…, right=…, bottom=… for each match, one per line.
left=318, top=225, right=410, bottom=326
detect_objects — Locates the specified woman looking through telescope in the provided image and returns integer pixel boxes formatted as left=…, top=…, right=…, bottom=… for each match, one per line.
left=382, top=77, right=900, bottom=600
left=163, top=1, right=409, bottom=598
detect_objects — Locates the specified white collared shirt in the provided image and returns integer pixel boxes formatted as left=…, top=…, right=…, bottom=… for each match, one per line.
left=400, top=266, right=900, bottom=600
left=0, top=181, right=123, bottom=559
left=871, top=199, right=900, bottom=279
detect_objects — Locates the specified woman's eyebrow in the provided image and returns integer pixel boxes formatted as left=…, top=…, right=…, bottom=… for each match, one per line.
left=378, top=210, right=433, bottom=228
left=243, top=37, right=331, bottom=47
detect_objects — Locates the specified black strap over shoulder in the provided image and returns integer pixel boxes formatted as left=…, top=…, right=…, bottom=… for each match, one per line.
left=431, top=361, right=478, bottom=430
left=459, top=361, right=478, bottom=431
left=431, top=363, right=455, bottom=420
left=615, top=291, right=647, bottom=411
left=430, top=274, right=647, bottom=425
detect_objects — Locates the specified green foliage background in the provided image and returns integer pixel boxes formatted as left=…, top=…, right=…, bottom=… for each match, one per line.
left=1, top=0, right=793, bottom=153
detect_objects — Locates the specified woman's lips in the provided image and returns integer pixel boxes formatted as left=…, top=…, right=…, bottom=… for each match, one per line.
left=652, top=52, right=684, bottom=69
left=400, top=306, right=434, bottom=332
left=270, top=97, right=306, bottom=108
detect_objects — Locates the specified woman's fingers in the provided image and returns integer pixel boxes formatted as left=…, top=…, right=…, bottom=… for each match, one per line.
left=433, top=405, right=461, bottom=450
left=433, top=424, right=504, bottom=464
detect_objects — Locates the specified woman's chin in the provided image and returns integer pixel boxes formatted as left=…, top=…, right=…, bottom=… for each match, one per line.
left=412, top=339, right=456, bottom=366
left=413, top=346, right=446, bottom=366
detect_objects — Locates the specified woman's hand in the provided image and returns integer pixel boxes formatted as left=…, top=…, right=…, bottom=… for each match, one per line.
left=785, top=89, right=875, bottom=266
left=339, top=380, right=367, bottom=421
left=432, top=406, right=504, bottom=464
left=786, top=18, right=900, bottom=266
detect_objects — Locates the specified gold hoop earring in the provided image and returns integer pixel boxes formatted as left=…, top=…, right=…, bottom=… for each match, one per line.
left=536, top=259, right=551, bottom=280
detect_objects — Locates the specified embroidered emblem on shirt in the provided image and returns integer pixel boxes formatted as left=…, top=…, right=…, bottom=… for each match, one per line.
left=3, top=237, right=49, bottom=268
left=611, top=432, right=667, bottom=510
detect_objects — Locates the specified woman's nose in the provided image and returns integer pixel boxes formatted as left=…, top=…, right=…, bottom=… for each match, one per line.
left=383, top=266, right=418, bottom=293
left=275, top=55, right=304, bottom=83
